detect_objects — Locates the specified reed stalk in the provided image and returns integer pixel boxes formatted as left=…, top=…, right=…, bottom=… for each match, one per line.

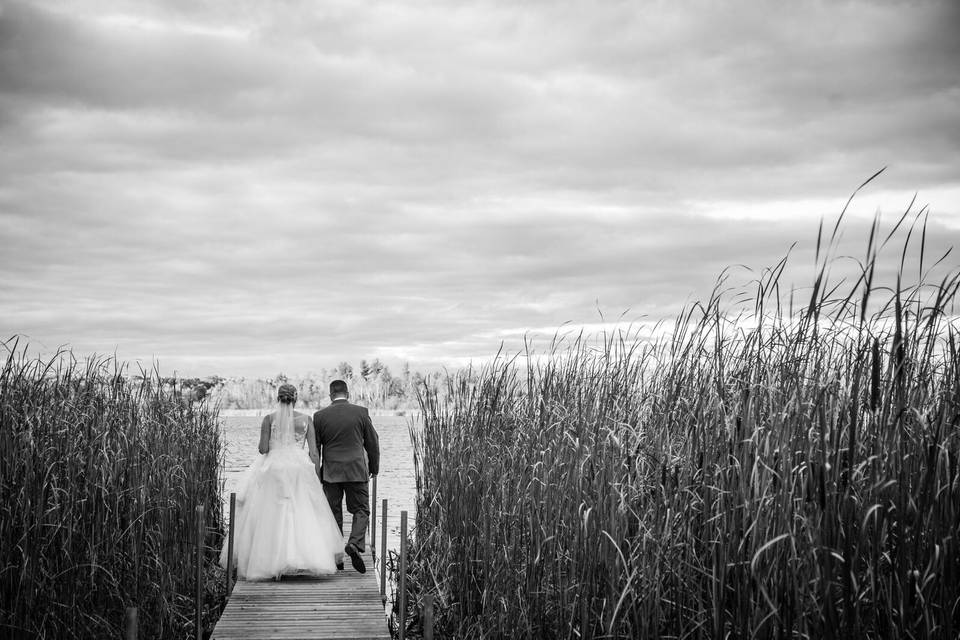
left=0, top=345, right=225, bottom=639
left=399, top=204, right=960, bottom=638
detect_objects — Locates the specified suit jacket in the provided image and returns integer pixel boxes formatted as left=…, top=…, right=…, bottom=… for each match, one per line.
left=313, top=399, right=380, bottom=483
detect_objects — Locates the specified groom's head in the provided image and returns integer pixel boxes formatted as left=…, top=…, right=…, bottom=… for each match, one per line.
left=330, top=379, right=349, bottom=400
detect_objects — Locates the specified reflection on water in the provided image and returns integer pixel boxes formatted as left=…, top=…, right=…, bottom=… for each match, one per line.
left=220, top=410, right=418, bottom=556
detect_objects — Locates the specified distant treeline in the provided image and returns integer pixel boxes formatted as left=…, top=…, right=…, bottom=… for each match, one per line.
left=154, top=359, right=443, bottom=410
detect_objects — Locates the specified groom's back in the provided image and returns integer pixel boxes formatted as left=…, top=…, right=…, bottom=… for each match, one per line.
left=313, top=401, right=379, bottom=483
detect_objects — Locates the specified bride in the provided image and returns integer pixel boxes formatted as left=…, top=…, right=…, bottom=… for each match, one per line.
left=220, top=383, right=344, bottom=580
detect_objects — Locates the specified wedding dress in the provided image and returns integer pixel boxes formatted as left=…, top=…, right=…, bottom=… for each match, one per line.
left=220, top=404, right=344, bottom=580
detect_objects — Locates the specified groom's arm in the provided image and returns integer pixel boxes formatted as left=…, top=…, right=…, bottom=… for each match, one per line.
left=361, top=409, right=380, bottom=477
left=311, top=411, right=323, bottom=478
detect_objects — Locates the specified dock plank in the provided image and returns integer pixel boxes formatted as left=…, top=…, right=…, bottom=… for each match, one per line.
left=211, top=524, right=390, bottom=640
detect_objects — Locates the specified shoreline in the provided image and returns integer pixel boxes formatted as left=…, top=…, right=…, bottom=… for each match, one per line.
left=217, top=407, right=421, bottom=418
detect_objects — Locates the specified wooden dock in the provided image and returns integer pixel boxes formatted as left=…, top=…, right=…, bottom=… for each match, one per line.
left=211, top=545, right=390, bottom=640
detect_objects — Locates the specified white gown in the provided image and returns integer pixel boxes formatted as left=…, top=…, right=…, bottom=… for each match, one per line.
left=220, top=405, right=344, bottom=580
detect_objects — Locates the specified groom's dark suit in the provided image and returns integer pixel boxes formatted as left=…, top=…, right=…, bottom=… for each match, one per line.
left=313, top=398, right=380, bottom=552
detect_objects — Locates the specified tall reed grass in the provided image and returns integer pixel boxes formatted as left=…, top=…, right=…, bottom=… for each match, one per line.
left=402, top=196, right=960, bottom=638
left=0, top=342, right=225, bottom=639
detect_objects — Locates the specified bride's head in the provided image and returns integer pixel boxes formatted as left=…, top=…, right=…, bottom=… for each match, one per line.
left=277, top=383, right=298, bottom=405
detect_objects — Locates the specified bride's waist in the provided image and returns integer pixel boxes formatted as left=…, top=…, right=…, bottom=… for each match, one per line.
left=264, top=446, right=311, bottom=458
left=267, top=442, right=308, bottom=450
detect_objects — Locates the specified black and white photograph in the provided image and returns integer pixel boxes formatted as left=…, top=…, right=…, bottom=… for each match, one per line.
left=2, top=0, right=960, bottom=638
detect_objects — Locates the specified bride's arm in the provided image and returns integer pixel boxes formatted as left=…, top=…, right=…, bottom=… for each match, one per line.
left=258, top=415, right=271, bottom=454
left=306, top=420, right=321, bottom=471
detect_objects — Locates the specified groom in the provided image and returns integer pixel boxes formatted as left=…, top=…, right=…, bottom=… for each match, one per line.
left=313, top=379, right=380, bottom=573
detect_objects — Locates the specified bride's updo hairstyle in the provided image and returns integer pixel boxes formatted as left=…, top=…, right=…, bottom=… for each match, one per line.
left=277, top=383, right=298, bottom=405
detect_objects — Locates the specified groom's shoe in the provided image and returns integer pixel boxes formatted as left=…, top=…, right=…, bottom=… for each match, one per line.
left=345, top=543, right=366, bottom=574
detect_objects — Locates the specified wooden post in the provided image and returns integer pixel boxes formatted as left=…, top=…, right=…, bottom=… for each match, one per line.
left=123, top=606, right=137, bottom=640
left=370, top=476, right=377, bottom=562
left=380, top=498, right=387, bottom=600
left=195, top=504, right=204, bottom=640
left=226, top=492, right=236, bottom=596
left=399, top=510, right=408, bottom=640
left=423, top=594, right=434, bottom=640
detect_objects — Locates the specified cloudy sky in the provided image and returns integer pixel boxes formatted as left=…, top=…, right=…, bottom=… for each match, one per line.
left=1, top=0, right=959, bottom=377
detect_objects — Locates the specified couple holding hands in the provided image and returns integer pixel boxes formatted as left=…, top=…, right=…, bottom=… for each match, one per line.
left=220, top=380, right=380, bottom=579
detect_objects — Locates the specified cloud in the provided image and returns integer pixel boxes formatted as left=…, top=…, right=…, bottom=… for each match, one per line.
left=1, top=0, right=958, bottom=375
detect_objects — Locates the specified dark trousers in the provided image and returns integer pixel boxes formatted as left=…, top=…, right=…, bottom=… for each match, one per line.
left=322, top=480, right=369, bottom=552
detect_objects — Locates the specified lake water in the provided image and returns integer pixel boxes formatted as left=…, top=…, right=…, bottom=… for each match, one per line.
left=219, top=410, right=419, bottom=557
